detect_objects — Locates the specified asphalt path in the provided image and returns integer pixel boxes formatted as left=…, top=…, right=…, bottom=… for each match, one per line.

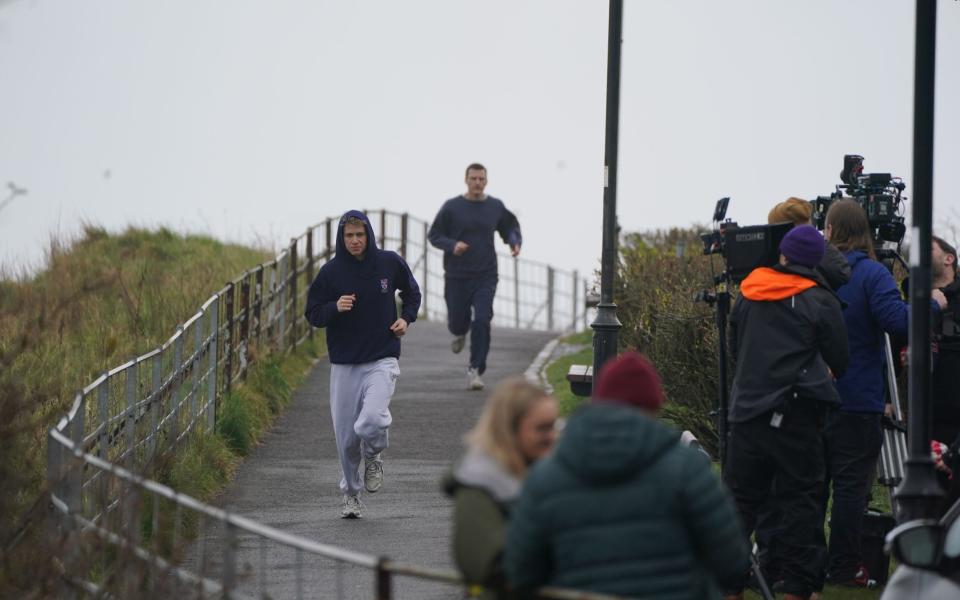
left=193, top=319, right=555, bottom=599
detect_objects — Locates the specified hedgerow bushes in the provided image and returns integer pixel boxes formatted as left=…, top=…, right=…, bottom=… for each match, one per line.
left=615, top=226, right=725, bottom=456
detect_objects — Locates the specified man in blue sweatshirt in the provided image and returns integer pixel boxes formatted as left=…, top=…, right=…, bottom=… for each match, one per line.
left=428, top=163, right=522, bottom=391
left=305, top=211, right=421, bottom=518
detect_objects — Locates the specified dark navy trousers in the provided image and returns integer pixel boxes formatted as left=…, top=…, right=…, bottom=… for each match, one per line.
left=444, top=273, right=498, bottom=375
left=819, top=410, right=883, bottom=583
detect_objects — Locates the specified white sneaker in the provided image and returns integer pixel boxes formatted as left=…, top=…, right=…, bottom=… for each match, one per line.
left=364, top=453, right=383, bottom=494
left=467, top=368, right=484, bottom=391
left=340, top=494, right=363, bottom=519
left=451, top=335, right=466, bottom=354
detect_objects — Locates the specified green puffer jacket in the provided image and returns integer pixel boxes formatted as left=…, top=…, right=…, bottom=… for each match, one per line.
left=504, top=404, right=749, bottom=599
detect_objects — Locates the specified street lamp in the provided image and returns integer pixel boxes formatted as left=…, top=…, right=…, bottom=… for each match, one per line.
left=896, top=0, right=942, bottom=522
left=591, top=0, right=624, bottom=388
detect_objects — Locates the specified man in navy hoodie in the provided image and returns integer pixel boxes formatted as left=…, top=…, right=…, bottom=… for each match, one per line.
left=305, top=211, right=421, bottom=518
left=429, top=163, right=521, bottom=391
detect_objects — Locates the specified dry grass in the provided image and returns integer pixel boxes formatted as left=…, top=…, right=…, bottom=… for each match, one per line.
left=0, top=224, right=273, bottom=595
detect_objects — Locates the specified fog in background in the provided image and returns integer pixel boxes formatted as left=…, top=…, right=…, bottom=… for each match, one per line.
left=1, top=0, right=958, bottom=279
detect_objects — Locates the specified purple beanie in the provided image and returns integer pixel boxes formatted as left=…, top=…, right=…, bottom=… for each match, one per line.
left=779, top=225, right=825, bottom=267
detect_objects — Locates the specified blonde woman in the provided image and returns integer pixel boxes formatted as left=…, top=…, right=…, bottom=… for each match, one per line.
left=443, top=377, right=558, bottom=597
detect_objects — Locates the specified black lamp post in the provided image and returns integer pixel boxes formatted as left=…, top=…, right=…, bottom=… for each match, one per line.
left=591, top=0, right=624, bottom=387
left=896, top=0, right=942, bottom=522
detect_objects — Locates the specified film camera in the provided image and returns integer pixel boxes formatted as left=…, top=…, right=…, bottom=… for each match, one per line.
left=700, top=197, right=793, bottom=283
left=810, top=154, right=907, bottom=247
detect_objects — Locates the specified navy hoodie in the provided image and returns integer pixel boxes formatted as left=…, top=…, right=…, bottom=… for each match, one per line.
left=428, top=195, right=521, bottom=278
left=304, top=211, right=421, bottom=364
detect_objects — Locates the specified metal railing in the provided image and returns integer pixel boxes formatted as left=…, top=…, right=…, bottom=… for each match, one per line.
left=46, top=209, right=602, bottom=598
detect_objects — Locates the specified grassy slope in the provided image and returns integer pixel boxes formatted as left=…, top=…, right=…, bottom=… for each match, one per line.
left=0, top=225, right=273, bottom=548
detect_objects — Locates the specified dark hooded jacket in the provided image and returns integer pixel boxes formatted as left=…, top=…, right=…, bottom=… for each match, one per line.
left=304, top=210, right=421, bottom=364
left=933, top=277, right=960, bottom=441
left=504, top=404, right=749, bottom=599
left=819, top=242, right=851, bottom=291
left=728, top=263, right=849, bottom=423
left=428, top=195, right=521, bottom=278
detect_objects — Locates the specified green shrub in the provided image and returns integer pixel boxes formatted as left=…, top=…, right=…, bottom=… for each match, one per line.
left=616, top=227, right=724, bottom=456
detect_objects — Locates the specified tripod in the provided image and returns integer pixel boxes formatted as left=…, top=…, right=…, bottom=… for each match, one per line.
left=698, top=275, right=775, bottom=600
left=875, top=250, right=911, bottom=521
left=696, top=275, right=732, bottom=473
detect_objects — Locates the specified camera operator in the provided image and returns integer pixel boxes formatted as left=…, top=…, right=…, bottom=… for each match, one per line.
left=723, top=225, right=849, bottom=600
left=817, top=200, right=947, bottom=588
left=931, top=235, right=960, bottom=512
left=754, top=198, right=852, bottom=589
left=932, top=235, right=959, bottom=443
left=768, top=198, right=851, bottom=291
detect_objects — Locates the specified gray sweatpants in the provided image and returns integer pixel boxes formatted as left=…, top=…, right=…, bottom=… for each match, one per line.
left=329, top=357, right=400, bottom=496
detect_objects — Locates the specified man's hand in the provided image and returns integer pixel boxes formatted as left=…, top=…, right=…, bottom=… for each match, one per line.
left=336, top=294, right=356, bottom=312
left=453, top=241, right=469, bottom=256
left=510, top=244, right=521, bottom=257
left=933, top=288, right=948, bottom=310
left=390, top=318, right=408, bottom=337
left=884, top=403, right=895, bottom=419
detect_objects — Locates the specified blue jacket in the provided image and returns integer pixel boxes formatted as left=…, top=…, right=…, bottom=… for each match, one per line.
left=428, top=195, right=521, bottom=278
left=834, top=250, right=936, bottom=413
left=304, top=211, right=421, bottom=364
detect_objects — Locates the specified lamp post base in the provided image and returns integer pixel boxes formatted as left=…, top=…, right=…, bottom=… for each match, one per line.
left=896, top=457, right=944, bottom=522
left=591, top=302, right=622, bottom=394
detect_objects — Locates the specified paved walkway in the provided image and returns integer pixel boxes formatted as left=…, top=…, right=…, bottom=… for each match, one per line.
left=198, top=320, right=555, bottom=599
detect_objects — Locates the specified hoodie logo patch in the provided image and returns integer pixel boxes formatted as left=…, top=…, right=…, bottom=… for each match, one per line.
left=380, top=278, right=389, bottom=293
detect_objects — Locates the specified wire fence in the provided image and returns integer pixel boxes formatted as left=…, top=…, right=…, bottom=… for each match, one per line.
left=45, top=209, right=604, bottom=599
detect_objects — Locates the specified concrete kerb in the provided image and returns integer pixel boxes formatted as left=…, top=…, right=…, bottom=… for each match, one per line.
left=524, top=336, right=561, bottom=393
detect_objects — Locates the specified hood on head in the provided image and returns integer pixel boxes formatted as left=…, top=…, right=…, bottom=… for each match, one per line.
left=556, top=404, right=679, bottom=484
left=335, top=210, right=379, bottom=261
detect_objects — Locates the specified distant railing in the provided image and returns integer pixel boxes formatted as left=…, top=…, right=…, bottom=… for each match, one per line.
left=45, top=209, right=603, bottom=598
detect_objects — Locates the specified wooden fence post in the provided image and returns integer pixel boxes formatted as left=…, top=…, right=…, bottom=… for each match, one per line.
left=240, top=277, right=251, bottom=380
left=422, top=222, right=428, bottom=318
left=572, top=270, right=579, bottom=331
left=254, top=267, right=264, bottom=346
left=306, top=228, right=315, bottom=341
left=224, top=283, right=234, bottom=395
left=547, top=267, right=555, bottom=331
left=289, top=239, right=298, bottom=349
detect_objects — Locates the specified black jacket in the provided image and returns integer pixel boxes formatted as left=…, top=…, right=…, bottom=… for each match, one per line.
left=728, top=264, right=849, bottom=423
left=818, top=242, right=851, bottom=291
left=934, top=277, right=960, bottom=442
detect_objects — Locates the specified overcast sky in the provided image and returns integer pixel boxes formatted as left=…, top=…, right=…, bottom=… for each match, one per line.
left=1, top=0, right=958, bottom=279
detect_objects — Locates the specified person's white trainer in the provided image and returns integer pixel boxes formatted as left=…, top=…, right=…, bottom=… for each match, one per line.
left=467, top=368, right=485, bottom=391
left=364, top=453, right=383, bottom=494
left=451, top=334, right=466, bottom=354
left=340, top=494, right=364, bottom=519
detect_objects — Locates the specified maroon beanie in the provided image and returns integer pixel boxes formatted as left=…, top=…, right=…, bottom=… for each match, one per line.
left=593, top=352, right=666, bottom=411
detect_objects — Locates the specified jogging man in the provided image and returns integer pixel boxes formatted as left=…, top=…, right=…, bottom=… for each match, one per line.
left=305, top=210, right=421, bottom=518
left=428, top=163, right=521, bottom=390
